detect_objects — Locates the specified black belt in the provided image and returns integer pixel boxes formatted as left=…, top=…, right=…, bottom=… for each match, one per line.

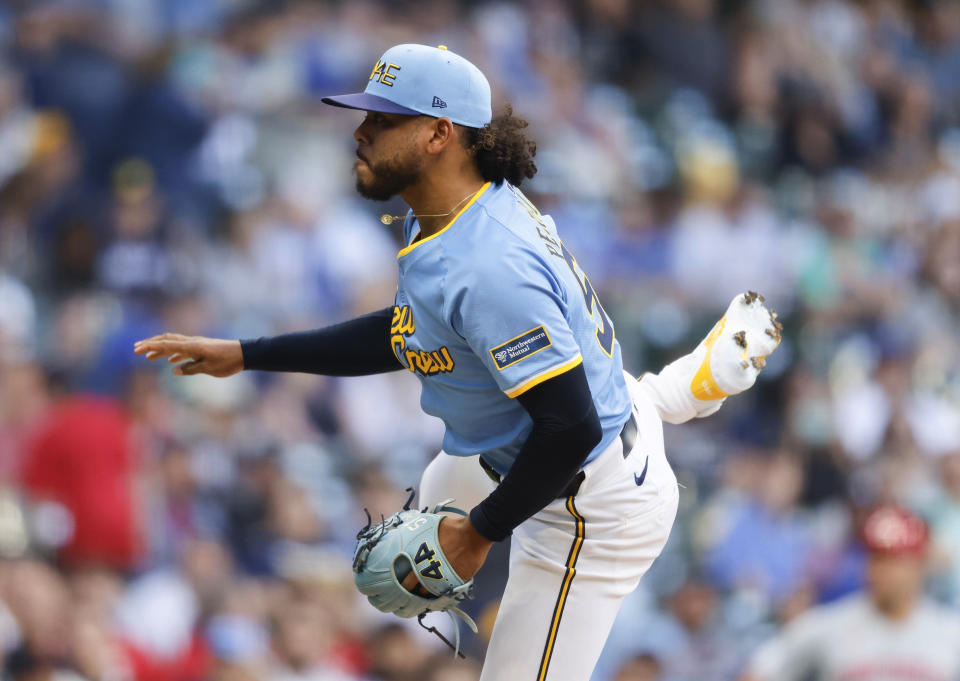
left=479, top=410, right=639, bottom=499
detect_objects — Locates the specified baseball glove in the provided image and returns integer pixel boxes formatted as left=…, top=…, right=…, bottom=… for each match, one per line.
left=353, top=492, right=478, bottom=656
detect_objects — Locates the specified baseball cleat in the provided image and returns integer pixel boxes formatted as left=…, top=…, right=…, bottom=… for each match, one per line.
left=690, top=291, right=782, bottom=401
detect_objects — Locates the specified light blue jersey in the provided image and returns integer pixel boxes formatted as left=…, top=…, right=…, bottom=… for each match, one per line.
left=391, top=180, right=632, bottom=476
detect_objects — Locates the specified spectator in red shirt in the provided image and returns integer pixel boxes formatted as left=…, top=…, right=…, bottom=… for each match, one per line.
left=22, top=394, right=143, bottom=570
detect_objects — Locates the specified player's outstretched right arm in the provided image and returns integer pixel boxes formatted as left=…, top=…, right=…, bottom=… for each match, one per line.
left=135, top=307, right=403, bottom=378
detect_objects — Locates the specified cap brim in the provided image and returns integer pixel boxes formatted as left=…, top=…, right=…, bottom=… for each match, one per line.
left=321, top=92, right=421, bottom=116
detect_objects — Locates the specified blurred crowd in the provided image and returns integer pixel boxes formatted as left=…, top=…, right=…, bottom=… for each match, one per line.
left=0, top=0, right=959, bottom=680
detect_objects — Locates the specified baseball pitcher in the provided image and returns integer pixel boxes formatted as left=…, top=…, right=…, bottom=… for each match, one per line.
left=135, top=44, right=780, bottom=680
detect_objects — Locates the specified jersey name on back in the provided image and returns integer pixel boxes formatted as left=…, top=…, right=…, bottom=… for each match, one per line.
left=394, top=180, right=632, bottom=475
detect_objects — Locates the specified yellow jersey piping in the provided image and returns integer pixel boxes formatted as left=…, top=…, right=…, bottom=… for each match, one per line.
left=397, top=181, right=491, bottom=258
left=504, top=355, right=582, bottom=398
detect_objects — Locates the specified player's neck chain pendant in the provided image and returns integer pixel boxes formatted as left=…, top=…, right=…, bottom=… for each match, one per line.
left=380, top=186, right=480, bottom=225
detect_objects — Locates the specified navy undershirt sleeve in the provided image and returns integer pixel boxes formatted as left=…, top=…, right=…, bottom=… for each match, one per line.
left=469, top=363, right=603, bottom=542
left=240, top=307, right=402, bottom=376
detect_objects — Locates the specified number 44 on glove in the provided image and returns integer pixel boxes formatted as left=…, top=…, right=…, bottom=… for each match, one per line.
left=353, top=494, right=478, bottom=657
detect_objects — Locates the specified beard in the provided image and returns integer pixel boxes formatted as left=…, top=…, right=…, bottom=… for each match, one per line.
left=355, top=150, right=423, bottom=201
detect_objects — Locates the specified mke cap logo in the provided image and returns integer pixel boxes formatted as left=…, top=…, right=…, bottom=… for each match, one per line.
left=369, top=60, right=401, bottom=87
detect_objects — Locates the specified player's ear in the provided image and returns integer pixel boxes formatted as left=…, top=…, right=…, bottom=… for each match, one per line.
left=423, top=117, right=455, bottom=155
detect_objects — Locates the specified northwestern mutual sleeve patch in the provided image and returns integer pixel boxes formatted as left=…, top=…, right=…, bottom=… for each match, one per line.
left=490, top=326, right=552, bottom=370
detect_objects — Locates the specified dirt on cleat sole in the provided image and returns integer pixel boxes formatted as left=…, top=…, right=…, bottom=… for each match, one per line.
left=733, top=330, right=747, bottom=348
left=743, top=291, right=765, bottom=305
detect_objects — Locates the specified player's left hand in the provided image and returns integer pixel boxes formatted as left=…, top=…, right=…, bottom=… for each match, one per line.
left=353, top=501, right=481, bottom=656
left=401, top=515, right=491, bottom=594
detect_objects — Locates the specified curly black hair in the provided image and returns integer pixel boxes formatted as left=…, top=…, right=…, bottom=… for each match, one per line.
left=461, top=106, right=537, bottom=186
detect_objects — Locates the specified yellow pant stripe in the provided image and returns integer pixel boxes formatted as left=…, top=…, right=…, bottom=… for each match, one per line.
left=537, top=496, right=585, bottom=681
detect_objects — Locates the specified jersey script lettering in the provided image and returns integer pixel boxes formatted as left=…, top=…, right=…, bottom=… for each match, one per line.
left=391, top=305, right=455, bottom=376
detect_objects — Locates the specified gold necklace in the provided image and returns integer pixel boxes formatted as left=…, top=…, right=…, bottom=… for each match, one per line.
left=380, top=187, right=479, bottom=226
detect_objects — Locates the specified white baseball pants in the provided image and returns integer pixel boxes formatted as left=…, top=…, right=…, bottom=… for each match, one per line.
left=419, top=376, right=679, bottom=681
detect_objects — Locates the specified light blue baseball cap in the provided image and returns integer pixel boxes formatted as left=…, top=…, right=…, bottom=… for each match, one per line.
left=322, top=44, right=492, bottom=129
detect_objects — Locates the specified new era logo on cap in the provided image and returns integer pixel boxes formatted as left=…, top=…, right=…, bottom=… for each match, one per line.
left=321, top=44, right=492, bottom=128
